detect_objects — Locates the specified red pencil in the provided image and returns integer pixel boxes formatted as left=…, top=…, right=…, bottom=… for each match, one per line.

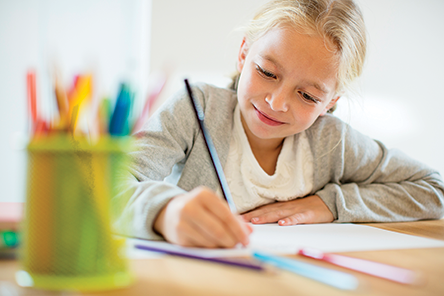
left=27, top=70, right=38, bottom=132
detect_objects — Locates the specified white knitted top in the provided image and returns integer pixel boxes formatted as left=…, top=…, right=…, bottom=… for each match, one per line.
left=223, top=105, right=314, bottom=214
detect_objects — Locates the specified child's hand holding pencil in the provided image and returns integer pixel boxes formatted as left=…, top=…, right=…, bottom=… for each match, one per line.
left=152, top=79, right=253, bottom=249
left=153, top=186, right=252, bottom=248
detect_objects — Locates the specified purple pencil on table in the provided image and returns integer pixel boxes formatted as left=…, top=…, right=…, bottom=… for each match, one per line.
left=135, top=244, right=264, bottom=271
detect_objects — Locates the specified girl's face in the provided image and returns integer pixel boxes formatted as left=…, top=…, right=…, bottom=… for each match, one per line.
left=237, top=27, right=340, bottom=146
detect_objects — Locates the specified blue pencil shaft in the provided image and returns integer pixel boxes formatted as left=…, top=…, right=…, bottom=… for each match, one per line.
left=109, top=84, right=131, bottom=136
left=253, top=252, right=359, bottom=290
left=184, top=79, right=237, bottom=213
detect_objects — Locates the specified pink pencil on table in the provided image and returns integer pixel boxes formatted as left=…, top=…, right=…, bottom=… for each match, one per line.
left=298, top=248, right=423, bottom=285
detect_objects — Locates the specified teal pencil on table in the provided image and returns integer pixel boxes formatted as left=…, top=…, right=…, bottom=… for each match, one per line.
left=253, top=251, right=359, bottom=290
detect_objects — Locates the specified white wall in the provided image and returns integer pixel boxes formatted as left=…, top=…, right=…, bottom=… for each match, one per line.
left=148, top=0, right=269, bottom=108
left=335, top=0, right=444, bottom=177
left=0, top=0, right=151, bottom=202
left=150, top=0, right=444, bottom=176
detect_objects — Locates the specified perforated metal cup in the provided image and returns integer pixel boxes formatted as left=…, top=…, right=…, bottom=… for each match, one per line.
left=18, top=135, right=133, bottom=292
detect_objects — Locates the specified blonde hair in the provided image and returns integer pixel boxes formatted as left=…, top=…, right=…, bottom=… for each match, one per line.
left=231, top=0, right=367, bottom=110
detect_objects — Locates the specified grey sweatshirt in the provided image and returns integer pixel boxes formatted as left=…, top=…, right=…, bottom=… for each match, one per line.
left=114, top=83, right=444, bottom=240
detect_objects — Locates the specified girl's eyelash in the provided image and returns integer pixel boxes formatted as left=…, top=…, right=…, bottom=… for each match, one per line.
left=299, top=91, right=319, bottom=104
left=255, top=64, right=318, bottom=104
left=256, top=65, right=276, bottom=79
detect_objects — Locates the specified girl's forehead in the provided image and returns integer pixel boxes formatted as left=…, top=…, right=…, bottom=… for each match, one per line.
left=252, top=27, right=338, bottom=64
left=253, top=25, right=338, bottom=54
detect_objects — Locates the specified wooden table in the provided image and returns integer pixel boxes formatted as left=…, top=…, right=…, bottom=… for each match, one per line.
left=1, top=220, right=443, bottom=296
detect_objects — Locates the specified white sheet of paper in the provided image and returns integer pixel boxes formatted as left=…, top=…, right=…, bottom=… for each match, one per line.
left=126, top=223, right=444, bottom=259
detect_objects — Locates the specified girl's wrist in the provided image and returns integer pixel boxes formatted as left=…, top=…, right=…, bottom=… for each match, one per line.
left=153, top=204, right=168, bottom=237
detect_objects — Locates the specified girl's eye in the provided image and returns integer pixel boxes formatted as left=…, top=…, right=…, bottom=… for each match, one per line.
left=299, top=91, right=319, bottom=104
left=256, top=65, right=277, bottom=79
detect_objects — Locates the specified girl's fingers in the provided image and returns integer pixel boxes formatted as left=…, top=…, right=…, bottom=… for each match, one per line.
left=200, top=193, right=250, bottom=246
left=242, top=203, right=292, bottom=224
left=241, top=209, right=264, bottom=222
left=241, top=196, right=334, bottom=225
left=187, top=207, right=238, bottom=248
left=163, top=186, right=252, bottom=248
left=178, top=222, right=218, bottom=248
left=249, top=208, right=291, bottom=224
left=278, top=212, right=309, bottom=226
left=241, top=203, right=280, bottom=223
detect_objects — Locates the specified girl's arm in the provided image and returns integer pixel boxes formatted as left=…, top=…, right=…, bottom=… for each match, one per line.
left=242, top=115, right=444, bottom=225
left=312, top=115, right=444, bottom=223
left=112, top=83, right=250, bottom=246
left=112, top=88, right=197, bottom=240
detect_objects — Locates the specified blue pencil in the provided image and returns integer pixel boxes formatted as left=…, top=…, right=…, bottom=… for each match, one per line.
left=253, top=251, right=359, bottom=290
left=109, top=84, right=131, bottom=136
left=184, top=79, right=237, bottom=213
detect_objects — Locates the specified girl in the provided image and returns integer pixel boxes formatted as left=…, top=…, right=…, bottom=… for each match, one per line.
left=115, top=0, right=444, bottom=248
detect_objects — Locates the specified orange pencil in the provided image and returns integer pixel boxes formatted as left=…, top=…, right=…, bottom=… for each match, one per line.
left=54, top=75, right=69, bottom=130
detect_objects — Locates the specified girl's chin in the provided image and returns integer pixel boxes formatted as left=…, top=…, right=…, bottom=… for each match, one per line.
left=248, top=122, right=306, bottom=141
left=249, top=126, right=286, bottom=141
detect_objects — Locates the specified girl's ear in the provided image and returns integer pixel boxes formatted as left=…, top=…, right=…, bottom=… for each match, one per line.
left=320, top=96, right=340, bottom=116
left=237, top=37, right=249, bottom=73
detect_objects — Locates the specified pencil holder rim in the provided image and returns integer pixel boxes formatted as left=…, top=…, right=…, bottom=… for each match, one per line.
left=27, top=134, right=133, bottom=152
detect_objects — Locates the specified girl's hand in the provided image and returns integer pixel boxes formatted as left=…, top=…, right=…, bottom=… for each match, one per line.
left=241, top=195, right=334, bottom=226
left=154, top=186, right=252, bottom=248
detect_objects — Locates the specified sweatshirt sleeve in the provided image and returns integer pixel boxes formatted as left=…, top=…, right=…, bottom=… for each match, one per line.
left=112, top=86, right=201, bottom=240
left=310, top=115, right=444, bottom=223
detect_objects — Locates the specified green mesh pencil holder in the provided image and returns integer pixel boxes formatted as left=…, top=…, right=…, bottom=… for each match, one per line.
left=17, top=135, right=134, bottom=292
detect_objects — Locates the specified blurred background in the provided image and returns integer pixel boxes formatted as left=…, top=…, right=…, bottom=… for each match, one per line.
left=1, top=0, right=443, bottom=203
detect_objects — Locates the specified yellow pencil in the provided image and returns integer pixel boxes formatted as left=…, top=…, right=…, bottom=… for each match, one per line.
left=68, top=75, right=93, bottom=134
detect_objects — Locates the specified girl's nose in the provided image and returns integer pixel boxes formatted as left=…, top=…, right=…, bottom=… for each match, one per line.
left=265, top=89, right=289, bottom=112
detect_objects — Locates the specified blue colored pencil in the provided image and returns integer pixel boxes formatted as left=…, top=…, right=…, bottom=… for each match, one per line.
left=253, top=251, right=359, bottom=290
left=184, top=79, right=237, bottom=213
left=109, top=84, right=131, bottom=136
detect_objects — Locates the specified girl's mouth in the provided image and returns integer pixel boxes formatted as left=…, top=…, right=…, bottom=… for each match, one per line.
left=253, top=105, right=286, bottom=126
